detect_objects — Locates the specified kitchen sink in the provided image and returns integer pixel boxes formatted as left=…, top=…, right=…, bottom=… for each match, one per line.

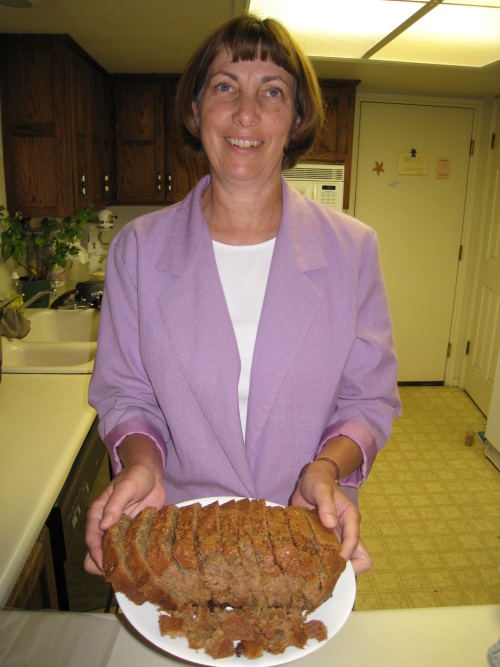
left=1, top=308, right=100, bottom=374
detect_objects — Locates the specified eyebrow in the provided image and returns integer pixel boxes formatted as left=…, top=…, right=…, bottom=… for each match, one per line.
left=210, top=70, right=290, bottom=86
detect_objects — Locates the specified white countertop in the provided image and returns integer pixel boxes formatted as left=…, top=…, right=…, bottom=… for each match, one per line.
left=0, top=372, right=96, bottom=606
left=0, top=605, right=499, bottom=666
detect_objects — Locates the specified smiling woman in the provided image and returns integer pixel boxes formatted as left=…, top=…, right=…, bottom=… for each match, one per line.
left=85, top=15, right=401, bottom=602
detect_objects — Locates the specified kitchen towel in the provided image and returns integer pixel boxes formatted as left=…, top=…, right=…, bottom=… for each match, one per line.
left=0, top=308, right=30, bottom=339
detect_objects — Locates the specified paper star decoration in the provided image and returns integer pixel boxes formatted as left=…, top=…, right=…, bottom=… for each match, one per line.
left=373, top=161, right=385, bottom=175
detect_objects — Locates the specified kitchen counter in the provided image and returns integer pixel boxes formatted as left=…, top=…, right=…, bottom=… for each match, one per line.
left=0, top=605, right=498, bottom=666
left=0, top=372, right=96, bottom=606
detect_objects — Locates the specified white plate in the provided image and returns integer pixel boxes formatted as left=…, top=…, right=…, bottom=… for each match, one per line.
left=116, top=496, right=356, bottom=666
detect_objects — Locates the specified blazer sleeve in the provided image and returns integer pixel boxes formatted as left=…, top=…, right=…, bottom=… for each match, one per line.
left=88, top=226, right=169, bottom=473
left=319, top=228, right=401, bottom=487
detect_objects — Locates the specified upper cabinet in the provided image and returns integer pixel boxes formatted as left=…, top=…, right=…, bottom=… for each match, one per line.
left=308, top=80, right=360, bottom=210
left=0, top=34, right=113, bottom=217
left=112, top=75, right=207, bottom=206
left=0, top=34, right=358, bottom=213
left=113, top=76, right=166, bottom=205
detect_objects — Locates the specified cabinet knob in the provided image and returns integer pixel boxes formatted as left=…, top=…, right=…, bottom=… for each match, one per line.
left=80, top=173, right=86, bottom=196
left=104, top=174, right=110, bottom=193
left=157, top=173, right=162, bottom=191
left=168, top=174, right=172, bottom=192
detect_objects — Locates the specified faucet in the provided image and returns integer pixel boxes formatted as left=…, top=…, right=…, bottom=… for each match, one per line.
left=17, top=290, right=54, bottom=312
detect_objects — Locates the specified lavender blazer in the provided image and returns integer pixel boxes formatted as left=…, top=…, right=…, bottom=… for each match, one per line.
left=89, top=176, right=401, bottom=506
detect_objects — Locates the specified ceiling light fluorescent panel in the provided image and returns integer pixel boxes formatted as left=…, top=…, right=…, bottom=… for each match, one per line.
left=374, top=3, right=500, bottom=66
left=250, top=0, right=422, bottom=59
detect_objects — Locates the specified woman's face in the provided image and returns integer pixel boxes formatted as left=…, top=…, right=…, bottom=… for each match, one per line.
left=193, top=49, right=299, bottom=189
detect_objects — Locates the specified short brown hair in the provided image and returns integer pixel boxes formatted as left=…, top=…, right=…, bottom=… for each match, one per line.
left=175, top=14, right=324, bottom=170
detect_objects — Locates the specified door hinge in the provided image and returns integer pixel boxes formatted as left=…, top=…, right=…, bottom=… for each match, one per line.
left=458, top=244, right=463, bottom=261
left=465, top=340, right=471, bottom=355
left=447, top=342, right=452, bottom=357
left=469, top=139, right=475, bottom=156
left=491, top=133, right=496, bottom=149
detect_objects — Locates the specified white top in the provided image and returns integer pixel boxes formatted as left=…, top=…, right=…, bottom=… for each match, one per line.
left=213, top=238, right=275, bottom=438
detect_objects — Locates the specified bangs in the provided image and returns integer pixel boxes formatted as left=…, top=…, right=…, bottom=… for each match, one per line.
left=223, top=19, right=301, bottom=79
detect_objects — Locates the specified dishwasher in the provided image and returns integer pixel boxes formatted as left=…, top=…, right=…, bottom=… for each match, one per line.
left=46, top=418, right=113, bottom=611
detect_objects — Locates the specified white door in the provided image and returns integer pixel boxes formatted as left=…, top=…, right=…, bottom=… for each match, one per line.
left=354, top=100, right=474, bottom=382
left=464, top=102, right=500, bottom=416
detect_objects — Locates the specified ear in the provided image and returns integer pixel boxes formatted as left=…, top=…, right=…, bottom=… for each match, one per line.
left=290, top=114, right=302, bottom=138
left=192, top=100, right=200, bottom=128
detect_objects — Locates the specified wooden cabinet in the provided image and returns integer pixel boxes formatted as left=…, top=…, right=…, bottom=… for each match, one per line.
left=0, top=33, right=358, bottom=212
left=113, top=76, right=166, bottom=204
left=0, top=34, right=113, bottom=217
left=164, top=76, right=209, bottom=204
left=113, top=75, right=207, bottom=205
left=307, top=79, right=360, bottom=209
left=6, top=526, right=59, bottom=610
left=73, top=54, right=114, bottom=210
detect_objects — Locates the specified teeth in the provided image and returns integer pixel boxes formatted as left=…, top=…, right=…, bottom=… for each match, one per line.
left=226, top=137, right=262, bottom=148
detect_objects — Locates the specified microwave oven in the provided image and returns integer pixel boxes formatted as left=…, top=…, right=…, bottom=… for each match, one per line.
left=282, top=163, right=345, bottom=212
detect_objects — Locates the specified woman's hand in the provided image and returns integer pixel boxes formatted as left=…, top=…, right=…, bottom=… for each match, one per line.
left=290, top=460, right=372, bottom=575
left=84, top=436, right=167, bottom=575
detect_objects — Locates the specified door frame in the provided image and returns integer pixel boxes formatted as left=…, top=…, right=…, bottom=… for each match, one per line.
left=349, top=90, right=486, bottom=387
left=460, top=98, right=500, bottom=404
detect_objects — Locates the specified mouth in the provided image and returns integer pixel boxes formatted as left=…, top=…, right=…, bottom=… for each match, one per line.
left=225, top=137, right=263, bottom=149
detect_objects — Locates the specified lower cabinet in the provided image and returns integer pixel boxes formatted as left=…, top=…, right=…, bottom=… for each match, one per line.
left=6, top=526, right=59, bottom=611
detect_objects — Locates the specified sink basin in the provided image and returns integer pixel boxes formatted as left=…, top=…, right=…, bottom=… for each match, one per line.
left=19, top=308, right=100, bottom=342
left=1, top=308, right=100, bottom=374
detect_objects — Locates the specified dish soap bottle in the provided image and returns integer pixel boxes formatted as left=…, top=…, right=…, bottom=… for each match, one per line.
left=10, top=272, right=23, bottom=309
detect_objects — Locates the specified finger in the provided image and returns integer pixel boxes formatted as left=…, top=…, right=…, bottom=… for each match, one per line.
left=336, top=503, right=361, bottom=562
left=84, top=550, right=103, bottom=576
left=349, top=538, right=373, bottom=575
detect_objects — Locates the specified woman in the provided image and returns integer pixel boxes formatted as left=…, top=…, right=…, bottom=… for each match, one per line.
left=85, top=15, right=401, bottom=577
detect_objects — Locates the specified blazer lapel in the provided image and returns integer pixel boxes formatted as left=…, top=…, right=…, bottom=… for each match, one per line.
left=155, top=179, right=255, bottom=496
left=245, top=184, right=328, bottom=456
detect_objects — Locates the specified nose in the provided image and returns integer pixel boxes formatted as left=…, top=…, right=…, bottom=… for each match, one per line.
left=233, top=90, right=259, bottom=127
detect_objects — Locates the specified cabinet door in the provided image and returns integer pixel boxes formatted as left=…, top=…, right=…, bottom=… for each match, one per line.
left=307, top=80, right=359, bottom=210
left=165, top=77, right=209, bottom=203
left=90, top=68, right=114, bottom=208
left=6, top=526, right=59, bottom=610
left=72, top=52, right=93, bottom=210
left=1, top=35, right=114, bottom=217
left=0, top=38, right=75, bottom=216
left=114, top=78, right=166, bottom=204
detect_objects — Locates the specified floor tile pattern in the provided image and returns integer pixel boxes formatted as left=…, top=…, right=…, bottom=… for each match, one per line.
left=356, top=386, right=500, bottom=610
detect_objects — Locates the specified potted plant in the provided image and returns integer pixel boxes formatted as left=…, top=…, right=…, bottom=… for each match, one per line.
left=0, top=205, right=99, bottom=307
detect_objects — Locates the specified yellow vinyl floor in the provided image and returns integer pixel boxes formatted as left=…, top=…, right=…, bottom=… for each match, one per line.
left=356, top=385, right=500, bottom=610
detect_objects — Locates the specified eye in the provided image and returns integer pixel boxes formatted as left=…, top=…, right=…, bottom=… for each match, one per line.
left=216, top=81, right=233, bottom=93
left=266, top=87, right=283, bottom=99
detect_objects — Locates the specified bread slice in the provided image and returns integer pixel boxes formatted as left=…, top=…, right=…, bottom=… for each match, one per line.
left=265, top=505, right=305, bottom=608
left=249, top=500, right=287, bottom=608
left=218, top=499, right=255, bottom=607
left=171, top=502, right=211, bottom=605
left=125, top=506, right=179, bottom=611
left=102, top=514, right=146, bottom=605
left=303, top=508, right=345, bottom=606
left=284, top=505, right=325, bottom=609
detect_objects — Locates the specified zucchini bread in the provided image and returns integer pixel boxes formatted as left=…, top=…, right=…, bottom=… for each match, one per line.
left=102, top=498, right=346, bottom=659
